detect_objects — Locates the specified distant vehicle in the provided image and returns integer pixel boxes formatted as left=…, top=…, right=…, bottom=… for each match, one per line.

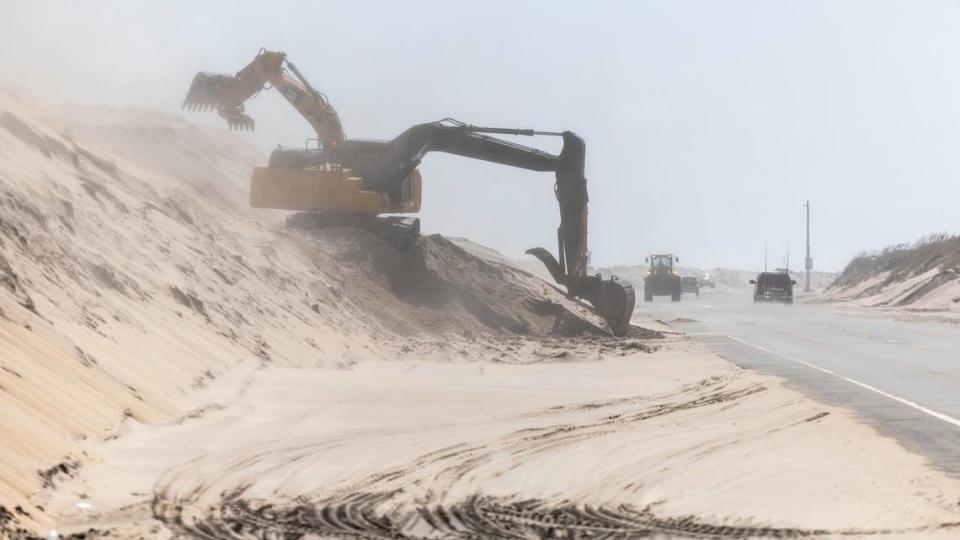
left=644, top=254, right=682, bottom=302
left=681, top=276, right=700, bottom=296
left=700, top=274, right=716, bottom=288
left=750, top=271, right=796, bottom=304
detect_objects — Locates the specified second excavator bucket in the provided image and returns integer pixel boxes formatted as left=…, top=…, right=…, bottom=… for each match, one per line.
left=182, top=72, right=255, bottom=131
left=527, top=247, right=636, bottom=337
left=582, top=276, right=636, bottom=337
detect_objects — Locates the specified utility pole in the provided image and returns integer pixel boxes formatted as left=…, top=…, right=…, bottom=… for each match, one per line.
left=764, top=241, right=768, bottom=272
left=804, top=200, right=812, bottom=292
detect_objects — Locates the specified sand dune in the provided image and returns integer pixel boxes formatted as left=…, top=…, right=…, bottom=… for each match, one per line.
left=1, top=93, right=959, bottom=538
left=823, top=235, right=960, bottom=323
left=0, top=91, right=607, bottom=536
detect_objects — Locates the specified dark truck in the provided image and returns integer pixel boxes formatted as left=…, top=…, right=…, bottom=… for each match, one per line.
left=681, top=276, right=700, bottom=296
left=750, top=271, right=796, bottom=304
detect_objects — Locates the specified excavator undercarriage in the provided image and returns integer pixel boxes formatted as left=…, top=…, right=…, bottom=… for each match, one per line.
left=184, top=49, right=635, bottom=335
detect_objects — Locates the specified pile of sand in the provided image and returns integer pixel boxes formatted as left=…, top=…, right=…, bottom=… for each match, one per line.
left=3, top=91, right=960, bottom=539
left=830, top=234, right=960, bottom=291
left=823, top=234, right=960, bottom=320
left=0, top=90, right=615, bottom=535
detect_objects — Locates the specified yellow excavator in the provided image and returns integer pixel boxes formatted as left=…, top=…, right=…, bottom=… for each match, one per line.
left=183, top=49, right=635, bottom=335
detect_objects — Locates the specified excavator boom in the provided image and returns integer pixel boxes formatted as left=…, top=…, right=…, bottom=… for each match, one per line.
left=363, top=121, right=634, bottom=335
left=183, top=50, right=635, bottom=335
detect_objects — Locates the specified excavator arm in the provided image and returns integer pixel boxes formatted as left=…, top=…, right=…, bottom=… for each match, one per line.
left=183, top=49, right=345, bottom=149
left=361, top=121, right=635, bottom=335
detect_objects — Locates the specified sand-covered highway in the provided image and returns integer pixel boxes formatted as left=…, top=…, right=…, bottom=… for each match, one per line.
left=640, top=288, right=960, bottom=478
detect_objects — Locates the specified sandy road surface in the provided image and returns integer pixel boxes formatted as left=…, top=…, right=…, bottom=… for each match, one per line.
left=39, top=331, right=960, bottom=539
left=640, top=288, right=960, bottom=478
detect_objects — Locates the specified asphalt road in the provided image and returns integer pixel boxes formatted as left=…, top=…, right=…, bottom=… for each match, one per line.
left=637, top=288, right=960, bottom=478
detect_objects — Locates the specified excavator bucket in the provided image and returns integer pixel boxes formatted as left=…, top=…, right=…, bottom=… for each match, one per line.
left=583, top=277, right=636, bottom=337
left=523, top=132, right=636, bottom=337
left=182, top=72, right=255, bottom=131
left=527, top=248, right=636, bottom=337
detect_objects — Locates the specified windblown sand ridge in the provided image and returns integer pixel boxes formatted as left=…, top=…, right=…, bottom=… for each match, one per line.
left=0, top=91, right=610, bottom=535
left=1, top=92, right=959, bottom=539
left=823, top=234, right=960, bottom=322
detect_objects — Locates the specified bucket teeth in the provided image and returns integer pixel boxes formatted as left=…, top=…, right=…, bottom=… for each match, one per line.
left=182, top=71, right=254, bottom=131
left=224, top=114, right=254, bottom=131
left=226, top=115, right=255, bottom=131
left=183, top=102, right=215, bottom=112
left=182, top=71, right=234, bottom=113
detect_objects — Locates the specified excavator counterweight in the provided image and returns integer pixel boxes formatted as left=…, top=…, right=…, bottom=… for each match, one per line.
left=183, top=49, right=635, bottom=335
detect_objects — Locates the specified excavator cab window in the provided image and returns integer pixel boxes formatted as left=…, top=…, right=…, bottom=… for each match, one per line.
left=386, top=169, right=422, bottom=213
left=398, top=174, right=412, bottom=203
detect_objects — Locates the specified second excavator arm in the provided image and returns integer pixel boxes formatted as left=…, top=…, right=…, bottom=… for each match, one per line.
left=183, top=49, right=345, bottom=150
left=354, top=120, right=634, bottom=334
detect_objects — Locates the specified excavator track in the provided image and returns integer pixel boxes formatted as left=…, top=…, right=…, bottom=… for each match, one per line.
left=287, top=212, right=421, bottom=251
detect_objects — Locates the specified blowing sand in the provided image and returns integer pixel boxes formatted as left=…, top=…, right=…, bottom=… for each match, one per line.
left=1, top=92, right=960, bottom=538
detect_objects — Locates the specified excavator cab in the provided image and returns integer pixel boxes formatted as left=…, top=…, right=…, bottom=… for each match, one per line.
left=251, top=148, right=422, bottom=215
left=253, top=145, right=423, bottom=250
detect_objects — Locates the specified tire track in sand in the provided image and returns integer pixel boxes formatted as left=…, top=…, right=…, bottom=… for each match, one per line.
left=150, top=373, right=960, bottom=538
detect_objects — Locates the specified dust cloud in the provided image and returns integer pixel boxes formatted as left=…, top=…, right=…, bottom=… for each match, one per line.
left=3, top=3, right=960, bottom=539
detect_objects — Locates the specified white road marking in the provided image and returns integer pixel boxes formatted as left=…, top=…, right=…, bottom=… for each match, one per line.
left=725, top=334, right=960, bottom=429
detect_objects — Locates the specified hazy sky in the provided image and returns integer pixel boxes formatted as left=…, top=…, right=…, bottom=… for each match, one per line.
left=3, top=1, right=960, bottom=271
